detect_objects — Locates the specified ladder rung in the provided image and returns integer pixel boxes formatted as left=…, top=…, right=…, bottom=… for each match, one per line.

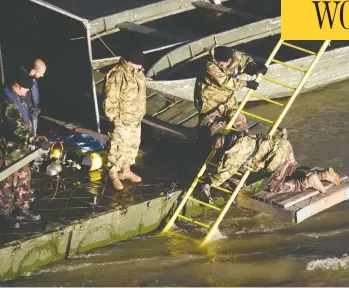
left=146, top=92, right=157, bottom=99
left=251, top=93, right=285, bottom=107
left=177, top=111, right=198, bottom=125
left=207, top=161, right=218, bottom=168
left=241, top=110, right=274, bottom=124
left=271, top=59, right=307, bottom=73
left=152, top=100, right=183, bottom=117
left=177, top=214, right=211, bottom=229
left=260, top=75, right=296, bottom=90
left=212, top=185, right=233, bottom=194
left=188, top=196, right=222, bottom=211
left=203, top=163, right=243, bottom=177
left=282, top=41, right=316, bottom=55
left=198, top=178, right=236, bottom=192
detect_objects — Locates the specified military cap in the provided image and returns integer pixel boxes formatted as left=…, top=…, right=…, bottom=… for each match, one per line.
left=214, top=46, right=235, bottom=62
left=122, top=48, right=145, bottom=66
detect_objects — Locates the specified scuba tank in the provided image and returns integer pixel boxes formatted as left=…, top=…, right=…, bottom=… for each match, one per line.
left=45, top=133, right=106, bottom=175
left=79, top=149, right=107, bottom=171
left=46, top=142, right=64, bottom=176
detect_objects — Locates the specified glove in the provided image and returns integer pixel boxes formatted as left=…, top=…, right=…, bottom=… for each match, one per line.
left=256, top=62, right=268, bottom=75
left=244, top=62, right=268, bottom=76
left=246, top=80, right=259, bottom=90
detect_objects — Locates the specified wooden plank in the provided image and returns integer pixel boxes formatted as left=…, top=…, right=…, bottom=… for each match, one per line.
left=142, top=115, right=196, bottom=140
left=278, top=190, right=320, bottom=208
left=177, top=110, right=199, bottom=125
left=239, top=176, right=349, bottom=223
left=270, top=192, right=300, bottom=205
left=295, top=180, right=349, bottom=223
left=41, top=115, right=109, bottom=145
left=146, top=94, right=169, bottom=116
left=41, top=113, right=195, bottom=148
left=117, top=21, right=185, bottom=42
left=254, top=190, right=292, bottom=204
left=157, top=101, right=196, bottom=124
left=152, top=100, right=184, bottom=117
left=236, top=193, right=296, bottom=222
left=193, top=1, right=263, bottom=21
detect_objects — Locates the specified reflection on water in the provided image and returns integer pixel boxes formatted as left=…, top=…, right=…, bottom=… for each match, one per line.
left=6, top=80, right=349, bottom=286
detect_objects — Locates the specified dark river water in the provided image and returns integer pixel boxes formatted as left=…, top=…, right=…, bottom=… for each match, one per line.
left=8, top=79, right=349, bottom=286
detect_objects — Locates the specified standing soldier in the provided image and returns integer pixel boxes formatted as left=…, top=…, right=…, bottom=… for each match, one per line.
left=0, top=70, right=45, bottom=225
left=104, top=50, right=146, bottom=190
left=194, top=45, right=267, bottom=148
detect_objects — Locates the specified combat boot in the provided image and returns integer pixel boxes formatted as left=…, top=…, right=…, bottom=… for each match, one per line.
left=201, top=183, right=214, bottom=203
left=16, top=208, right=41, bottom=221
left=119, top=165, right=142, bottom=183
left=307, top=173, right=326, bottom=193
left=3, top=215, right=20, bottom=229
left=109, top=170, right=124, bottom=190
left=317, top=167, right=340, bottom=186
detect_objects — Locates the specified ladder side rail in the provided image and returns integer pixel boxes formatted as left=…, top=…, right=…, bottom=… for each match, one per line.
left=225, top=39, right=284, bottom=131
left=268, top=40, right=330, bottom=136
left=162, top=149, right=217, bottom=232
left=201, top=170, right=250, bottom=246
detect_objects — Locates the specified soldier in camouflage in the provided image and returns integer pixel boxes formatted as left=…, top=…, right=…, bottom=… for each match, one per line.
left=201, top=130, right=341, bottom=203
left=104, top=50, right=146, bottom=190
left=0, top=70, right=42, bottom=226
left=194, top=45, right=267, bottom=148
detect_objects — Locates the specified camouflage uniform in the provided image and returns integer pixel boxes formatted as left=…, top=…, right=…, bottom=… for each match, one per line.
left=194, top=45, right=254, bottom=143
left=104, top=58, right=146, bottom=172
left=209, top=132, right=294, bottom=185
left=0, top=88, right=33, bottom=215
left=208, top=131, right=339, bottom=194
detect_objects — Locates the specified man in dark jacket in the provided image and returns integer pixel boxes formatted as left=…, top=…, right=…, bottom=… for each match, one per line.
left=22, top=59, right=47, bottom=136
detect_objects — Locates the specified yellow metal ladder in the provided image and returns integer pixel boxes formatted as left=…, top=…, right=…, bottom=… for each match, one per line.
left=162, top=39, right=331, bottom=246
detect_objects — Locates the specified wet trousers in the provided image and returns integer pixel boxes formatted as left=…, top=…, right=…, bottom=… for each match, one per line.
left=197, top=113, right=247, bottom=149
left=209, top=136, right=308, bottom=194
left=0, top=164, right=31, bottom=215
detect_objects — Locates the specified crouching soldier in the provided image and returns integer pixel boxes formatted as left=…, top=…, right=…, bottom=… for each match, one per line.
left=201, top=130, right=340, bottom=203
left=0, top=70, right=48, bottom=225
left=194, top=45, right=267, bottom=148
left=104, top=49, right=146, bottom=190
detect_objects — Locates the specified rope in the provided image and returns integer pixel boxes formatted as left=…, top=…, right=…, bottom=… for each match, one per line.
left=88, top=23, right=118, bottom=58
